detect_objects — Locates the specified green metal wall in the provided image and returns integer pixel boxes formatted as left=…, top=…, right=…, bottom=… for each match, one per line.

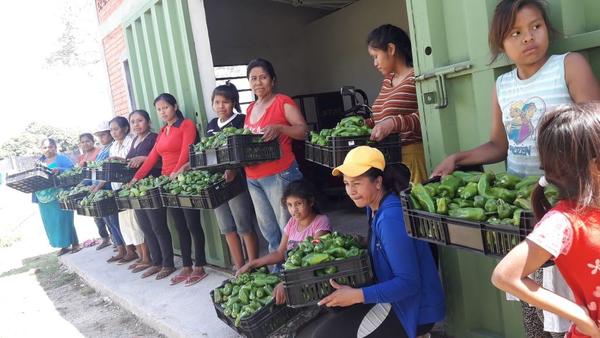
left=123, top=0, right=230, bottom=268
left=407, top=0, right=600, bottom=337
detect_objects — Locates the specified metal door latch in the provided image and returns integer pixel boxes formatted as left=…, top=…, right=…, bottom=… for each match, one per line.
left=415, top=61, right=471, bottom=109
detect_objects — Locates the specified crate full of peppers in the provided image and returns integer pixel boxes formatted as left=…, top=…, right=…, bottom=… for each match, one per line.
left=55, top=167, right=84, bottom=188
left=117, top=176, right=170, bottom=210
left=57, top=183, right=92, bottom=210
left=189, top=127, right=280, bottom=170
left=211, top=268, right=300, bottom=338
left=305, top=116, right=401, bottom=169
left=76, top=190, right=118, bottom=217
left=400, top=171, right=559, bottom=257
left=161, top=170, right=244, bottom=209
left=281, top=232, right=373, bottom=308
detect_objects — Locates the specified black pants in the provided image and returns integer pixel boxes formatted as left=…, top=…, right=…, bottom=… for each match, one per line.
left=134, top=209, right=161, bottom=266
left=297, top=304, right=434, bottom=338
left=93, top=217, right=110, bottom=239
left=143, top=207, right=175, bottom=268
left=168, top=207, right=206, bottom=267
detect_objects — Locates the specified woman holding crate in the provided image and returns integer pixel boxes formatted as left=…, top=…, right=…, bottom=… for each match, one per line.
left=243, top=58, right=308, bottom=255
left=297, top=146, right=444, bottom=338
left=34, top=138, right=80, bottom=256
left=133, top=93, right=208, bottom=286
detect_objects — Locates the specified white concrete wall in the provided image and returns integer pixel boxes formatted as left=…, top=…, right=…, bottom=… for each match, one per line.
left=301, top=0, right=410, bottom=103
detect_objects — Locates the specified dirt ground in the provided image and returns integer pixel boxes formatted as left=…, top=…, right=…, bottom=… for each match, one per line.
left=0, top=186, right=164, bottom=338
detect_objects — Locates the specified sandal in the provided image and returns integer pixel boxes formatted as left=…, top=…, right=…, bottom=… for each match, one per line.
left=184, top=271, right=208, bottom=287
left=57, top=248, right=71, bottom=256
left=117, top=255, right=139, bottom=265
left=141, top=266, right=161, bottom=279
left=170, top=273, right=190, bottom=286
left=156, top=267, right=176, bottom=280
left=132, top=264, right=151, bottom=273
left=70, top=246, right=82, bottom=254
left=96, top=240, right=110, bottom=250
left=107, top=255, right=123, bottom=263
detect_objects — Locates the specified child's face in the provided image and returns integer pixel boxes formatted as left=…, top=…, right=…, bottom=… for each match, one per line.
left=286, top=196, right=313, bottom=222
left=212, top=94, right=234, bottom=120
left=502, top=5, right=549, bottom=69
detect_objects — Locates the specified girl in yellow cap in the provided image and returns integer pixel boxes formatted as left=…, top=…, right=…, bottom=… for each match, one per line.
left=297, top=146, right=445, bottom=338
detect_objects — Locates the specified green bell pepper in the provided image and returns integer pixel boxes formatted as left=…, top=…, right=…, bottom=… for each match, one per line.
left=514, top=175, right=541, bottom=190
left=436, top=197, right=450, bottom=215
left=490, top=187, right=517, bottom=203
left=484, top=198, right=498, bottom=212
left=473, top=195, right=487, bottom=208
left=514, top=197, right=532, bottom=210
left=448, top=207, right=486, bottom=221
left=459, top=182, right=478, bottom=200
left=411, top=184, right=436, bottom=213
left=497, top=199, right=514, bottom=219
left=495, top=173, right=521, bottom=189
left=477, top=172, right=495, bottom=199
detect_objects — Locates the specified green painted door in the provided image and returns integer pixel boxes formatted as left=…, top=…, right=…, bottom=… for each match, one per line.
left=123, top=0, right=230, bottom=268
left=406, top=0, right=600, bottom=337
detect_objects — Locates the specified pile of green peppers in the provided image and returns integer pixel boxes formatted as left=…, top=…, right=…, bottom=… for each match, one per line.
left=79, top=189, right=114, bottom=206
left=309, top=116, right=372, bottom=146
left=162, top=170, right=223, bottom=196
left=193, top=127, right=254, bottom=152
left=118, top=176, right=171, bottom=198
left=212, top=267, right=281, bottom=327
left=283, top=232, right=366, bottom=274
left=57, top=183, right=92, bottom=202
left=410, top=171, right=559, bottom=226
left=56, top=167, right=83, bottom=179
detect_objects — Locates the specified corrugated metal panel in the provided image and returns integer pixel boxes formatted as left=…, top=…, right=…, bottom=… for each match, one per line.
left=124, top=0, right=206, bottom=130
left=407, top=0, right=600, bottom=336
left=123, top=0, right=230, bottom=268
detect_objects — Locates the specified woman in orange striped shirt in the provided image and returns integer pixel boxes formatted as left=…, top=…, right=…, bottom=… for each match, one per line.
left=366, top=24, right=427, bottom=183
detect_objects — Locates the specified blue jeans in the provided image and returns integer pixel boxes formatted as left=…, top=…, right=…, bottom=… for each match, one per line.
left=247, top=161, right=303, bottom=252
left=103, top=213, right=124, bottom=246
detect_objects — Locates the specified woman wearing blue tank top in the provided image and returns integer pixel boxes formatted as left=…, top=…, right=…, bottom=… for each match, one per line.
left=432, top=1, right=600, bottom=337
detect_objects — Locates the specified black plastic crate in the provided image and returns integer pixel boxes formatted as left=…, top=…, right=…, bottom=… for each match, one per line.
left=281, top=253, right=374, bottom=308
left=76, top=205, right=91, bottom=217
left=6, top=167, right=56, bottom=193
left=129, top=187, right=162, bottom=210
left=55, top=173, right=84, bottom=188
left=399, top=180, right=535, bottom=258
left=177, top=177, right=245, bottom=209
left=59, top=200, right=70, bottom=210
left=65, top=191, right=89, bottom=210
left=160, top=192, right=180, bottom=208
left=82, top=167, right=105, bottom=181
left=87, top=197, right=119, bottom=217
left=115, top=194, right=132, bottom=210
left=101, top=162, right=136, bottom=183
left=305, top=134, right=401, bottom=169
left=210, top=281, right=301, bottom=338
left=189, top=134, right=280, bottom=170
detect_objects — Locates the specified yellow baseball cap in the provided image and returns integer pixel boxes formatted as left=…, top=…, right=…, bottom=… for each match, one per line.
left=332, top=146, right=385, bottom=177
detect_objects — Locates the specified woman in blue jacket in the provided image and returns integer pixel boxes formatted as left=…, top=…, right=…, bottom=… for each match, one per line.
left=298, top=146, right=445, bottom=338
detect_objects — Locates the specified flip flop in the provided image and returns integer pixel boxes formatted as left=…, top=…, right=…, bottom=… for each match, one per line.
left=57, top=248, right=71, bottom=256
left=141, top=266, right=161, bottom=279
left=184, top=272, right=208, bottom=287
left=117, top=255, right=139, bottom=265
left=132, top=264, right=151, bottom=273
left=96, top=241, right=110, bottom=250
left=156, top=267, right=176, bottom=280
left=107, top=255, right=123, bottom=263
left=70, top=246, right=82, bottom=254
left=170, top=274, right=190, bottom=286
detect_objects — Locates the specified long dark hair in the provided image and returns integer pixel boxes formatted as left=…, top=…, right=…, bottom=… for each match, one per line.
left=367, top=24, right=413, bottom=67
left=79, top=133, right=94, bottom=142
left=488, top=0, right=555, bottom=63
left=153, top=93, right=184, bottom=119
left=212, top=81, right=241, bottom=113
left=362, top=163, right=411, bottom=194
left=247, top=58, right=277, bottom=81
left=531, top=103, right=600, bottom=220
left=109, top=116, right=130, bottom=135
left=129, top=109, right=152, bottom=124
left=281, top=179, right=321, bottom=215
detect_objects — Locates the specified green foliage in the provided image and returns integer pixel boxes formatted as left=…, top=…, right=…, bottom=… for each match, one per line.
left=0, top=122, right=81, bottom=159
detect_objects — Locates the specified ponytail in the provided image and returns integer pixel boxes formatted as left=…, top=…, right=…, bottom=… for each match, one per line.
left=212, top=81, right=241, bottom=113
left=531, top=184, right=552, bottom=222
left=154, top=93, right=185, bottom=120
left=363, top=163, right=411, bottom=194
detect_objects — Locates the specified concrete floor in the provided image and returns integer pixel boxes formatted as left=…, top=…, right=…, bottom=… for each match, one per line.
left=58, top=201, right=369, bottom=338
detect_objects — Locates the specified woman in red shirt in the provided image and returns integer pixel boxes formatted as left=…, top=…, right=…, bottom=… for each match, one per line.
left=133, top=93, right=208, bottom=286
left=492, top=103, right=600, bottom=338
left=77, top=133, right=101, bottom=167
left=244, top=58, right=307, bottom=254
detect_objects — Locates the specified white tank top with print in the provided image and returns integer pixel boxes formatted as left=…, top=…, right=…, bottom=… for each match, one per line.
left=496, top=53, right=572, bottom=177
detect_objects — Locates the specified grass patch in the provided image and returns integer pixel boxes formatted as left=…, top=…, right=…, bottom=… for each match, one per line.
left=0, top=253, right=76, bottom=289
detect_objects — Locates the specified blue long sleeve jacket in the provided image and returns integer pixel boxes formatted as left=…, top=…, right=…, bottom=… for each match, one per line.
left=361, top=193, right=445, bottom=338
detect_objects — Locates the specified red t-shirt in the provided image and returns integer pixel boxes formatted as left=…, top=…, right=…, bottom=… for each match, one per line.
left=244, top=94, right=296, bottom=179
left=134, top=118, right=197, bottom=179
left=527, top=200, right=600, bottom=337
left=77, top=147, right=101, bottom=167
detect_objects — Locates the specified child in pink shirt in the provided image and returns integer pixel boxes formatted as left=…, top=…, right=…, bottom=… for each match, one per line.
left=237, top=179, right=331, bottom=303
